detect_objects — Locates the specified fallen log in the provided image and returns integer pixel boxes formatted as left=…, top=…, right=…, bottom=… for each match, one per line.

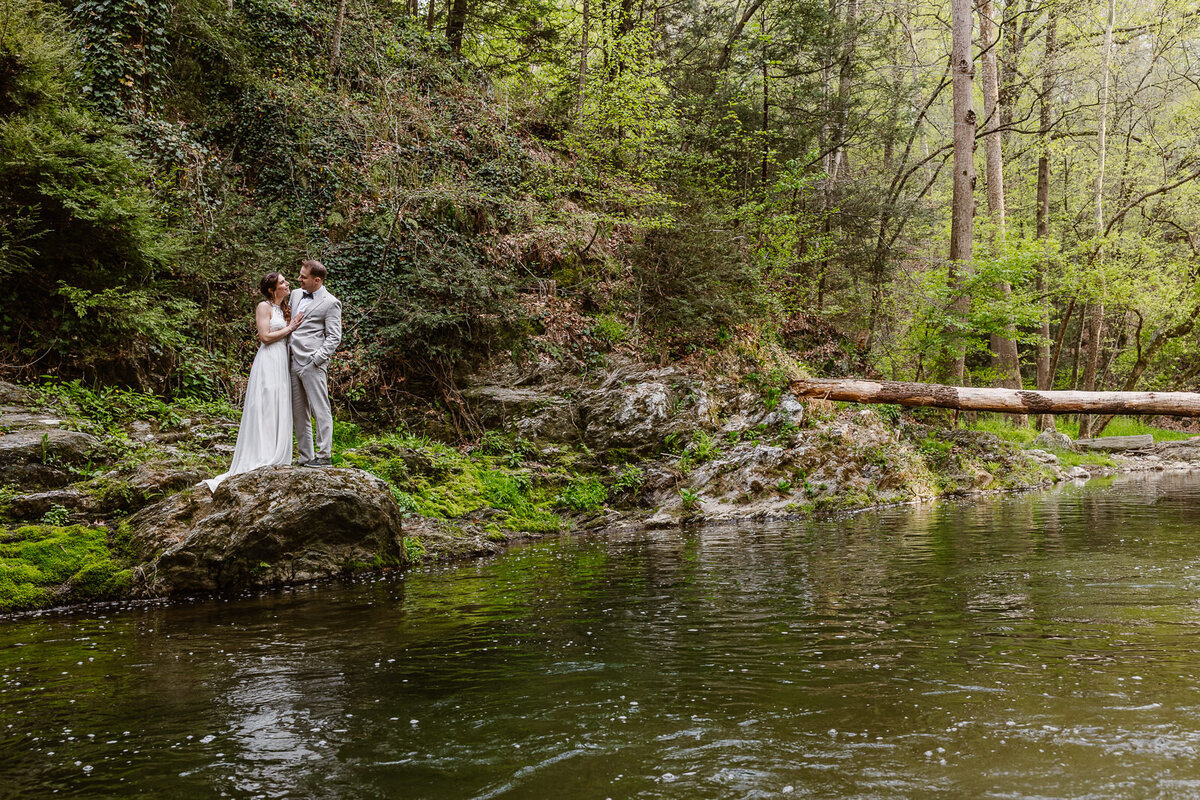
left=791, top=378, right=1200, bottom=417
left=1073, top=434, right=1154, bottom=451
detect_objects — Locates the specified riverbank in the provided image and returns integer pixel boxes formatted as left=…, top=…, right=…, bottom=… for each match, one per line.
left=3, top=368, right=1197, bottom=615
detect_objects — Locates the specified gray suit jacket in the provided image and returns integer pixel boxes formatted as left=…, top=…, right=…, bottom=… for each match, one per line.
left=288, top=287, right=343, bottom=371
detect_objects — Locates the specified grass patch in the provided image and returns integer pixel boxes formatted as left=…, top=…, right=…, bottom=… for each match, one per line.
left=0, top=525, right=132, bottom=612
left=1056, top=417, right=1192, bottom=442
left=967, top=414, right=1192, bottom=444
left=964, top=416, right=1040, bottom=445
left=1054, top=450, right=1117, bottom=469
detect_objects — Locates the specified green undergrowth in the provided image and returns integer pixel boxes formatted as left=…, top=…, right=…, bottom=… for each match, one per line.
left=21, top=379, right=239, bottom=479
left=964, top=414, right=1174, bottom=471
left=966, top=414, right=1192, bottom=444
left=0, top=525, right=132, bottom=612
left=337, top=430, right=628, bottom=538
left=1053, top=450, right=1117, bottom=469
left=31, top=379, right=238, bottom=432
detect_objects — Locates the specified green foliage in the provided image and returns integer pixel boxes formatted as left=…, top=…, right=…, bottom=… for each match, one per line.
left=966, top=415, right=1192, bottom=446
left=897, top=237, right=1055, bottom=383
left=0, top=524, right=131, bottom=611
left=871, top=404, right=902, bottom=425
left=567, top=20, right=677, bottom=220
left=744, top=368, right=790, bottom=411
left=74, top=0, right=170, bottom=116
left=737, top=159, right=831, bottom=317
left=477, top=430, right=535, bottom=466
left=587, top=314, right=628, bottom=349
left=917, top=434, right=954, bottom=465
left=0, top=0, right=190, bottom=379
left=632, top=210, right=760, bottom=353
left=40, top=504, right=69, bottom=526
left=402, top=535, right=426, bottom=562
left=611, top=464, right=645, bottom=495
left=333, top=419, right=363, bottom=449
left=679, top=487, right=700, bottom=511
left=679, top=430, right=723, bottom=472
left=555, top=476, right=608, bottom=513
left=31, top=379, right=236, bottom=431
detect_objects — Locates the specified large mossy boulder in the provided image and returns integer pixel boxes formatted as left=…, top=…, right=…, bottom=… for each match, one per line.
left=128, top=466, right=405, bottom=595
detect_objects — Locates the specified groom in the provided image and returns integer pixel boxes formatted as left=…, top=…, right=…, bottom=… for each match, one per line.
left=289, top=259, right=343, bottom=467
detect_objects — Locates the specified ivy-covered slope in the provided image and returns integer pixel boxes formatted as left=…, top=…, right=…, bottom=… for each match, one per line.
left=2, top=0, right=611, bottom=403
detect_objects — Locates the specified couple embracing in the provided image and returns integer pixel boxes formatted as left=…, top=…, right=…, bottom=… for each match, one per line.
left=204, top=260, right=342, bottom=491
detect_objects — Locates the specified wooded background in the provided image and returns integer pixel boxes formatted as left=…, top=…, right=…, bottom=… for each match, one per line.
left=3, top=0, right=1199, bottom=432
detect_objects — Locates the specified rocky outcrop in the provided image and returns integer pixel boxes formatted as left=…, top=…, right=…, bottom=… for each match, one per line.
left=1032, top=429, right=1072, bottom=451
left=1150, top=438, right=1200, bottom=462
left=645, top=408, right=913, bottom=524
left=468, top=358, right=801, bottom=456
left=0, top=428, right=100, bottom=488
left=129, top=466, right=405, bottom=595
left=466, top=385, right=580, bottom=443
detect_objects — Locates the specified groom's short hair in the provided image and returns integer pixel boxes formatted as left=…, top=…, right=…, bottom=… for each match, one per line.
left=302, top=259, right=328, bottom=280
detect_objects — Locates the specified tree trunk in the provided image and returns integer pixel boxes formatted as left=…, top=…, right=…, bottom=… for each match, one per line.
left=829, top=0, right=859, bottom=184
left=330, top=0, right=349, bottom=74
left=445, top=0, right=468, bottom=54
left=716, top=0, right=768, bottom=71
left=941, top=0, right=975, bottom=385
left=758, top=1, right=768, bottom=184
left=426, top=0, right=438, bottom=30
left=761, top=0, right=769, bottom=184
left=1034, top=12, right=1057, bottom=428
left=576, top=0, right=590, bottom=120
left=790, top=378, right=1200, bottom=417
left=1046, top=295, right=1074, bottom=389
left=978, top=0, right=1023, bottom=422
left=1078, top=0, right=1116, bottom=439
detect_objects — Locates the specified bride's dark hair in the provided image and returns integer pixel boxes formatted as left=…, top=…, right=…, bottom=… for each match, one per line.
left=258, top=272, right=291, bottom=321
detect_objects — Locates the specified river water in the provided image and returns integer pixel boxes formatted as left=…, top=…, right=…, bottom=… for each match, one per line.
left=5, top=472, right=1200, bottom=798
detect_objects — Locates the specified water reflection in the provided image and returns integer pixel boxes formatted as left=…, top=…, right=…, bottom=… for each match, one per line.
left=4, top=471, right=1200, bottom=798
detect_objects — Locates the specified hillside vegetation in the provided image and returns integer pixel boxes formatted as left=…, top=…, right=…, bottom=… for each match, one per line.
left=3, top=0, right=1200, bottom=435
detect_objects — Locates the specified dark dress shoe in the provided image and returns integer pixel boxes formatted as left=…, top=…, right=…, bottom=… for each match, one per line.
left=305, top=457, right=333, bottom=467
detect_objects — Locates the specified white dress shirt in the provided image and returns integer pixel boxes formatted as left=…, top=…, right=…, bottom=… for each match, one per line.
left=296, top=285, right=327, bottom=317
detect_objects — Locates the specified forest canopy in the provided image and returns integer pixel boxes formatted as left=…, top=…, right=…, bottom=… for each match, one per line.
left=2, top=0, right=1199, bottom=433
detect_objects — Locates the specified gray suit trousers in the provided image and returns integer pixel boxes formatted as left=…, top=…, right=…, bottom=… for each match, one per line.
left=291, top=362, right=332, bottom=462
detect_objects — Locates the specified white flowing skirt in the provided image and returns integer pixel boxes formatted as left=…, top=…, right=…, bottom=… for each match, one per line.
left=204, top=340, right=293, bottom=491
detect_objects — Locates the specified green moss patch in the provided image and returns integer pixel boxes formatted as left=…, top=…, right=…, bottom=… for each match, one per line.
left=0, top=525, right=131, bottom=612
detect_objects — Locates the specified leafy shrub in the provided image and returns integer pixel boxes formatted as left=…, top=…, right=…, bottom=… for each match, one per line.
left=0, top=0, right=190, bottom=381
left=612, top=464, right=645, bottom=494
left=679, top=488, right=700, bottom=510
left=680, top=430, right=722, bottom=471
left=555, top=476, right=608, bottom=512
left=40, top=504, right=69, bottom=526
left=587, top=314, right=628, bottom=349
left=403, top=536, right=426, bottom=562
left=631, top=210, right=760, bottom=353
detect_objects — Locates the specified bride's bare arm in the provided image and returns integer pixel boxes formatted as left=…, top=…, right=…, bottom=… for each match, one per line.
left=256, top=302, right=303, bottom=344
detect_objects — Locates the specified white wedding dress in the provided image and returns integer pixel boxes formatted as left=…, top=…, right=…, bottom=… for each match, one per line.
left=204, top=305, right=293, bottom=491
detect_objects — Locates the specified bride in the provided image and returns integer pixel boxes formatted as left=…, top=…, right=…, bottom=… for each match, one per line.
left=204, top=273, right=304, bottom=491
